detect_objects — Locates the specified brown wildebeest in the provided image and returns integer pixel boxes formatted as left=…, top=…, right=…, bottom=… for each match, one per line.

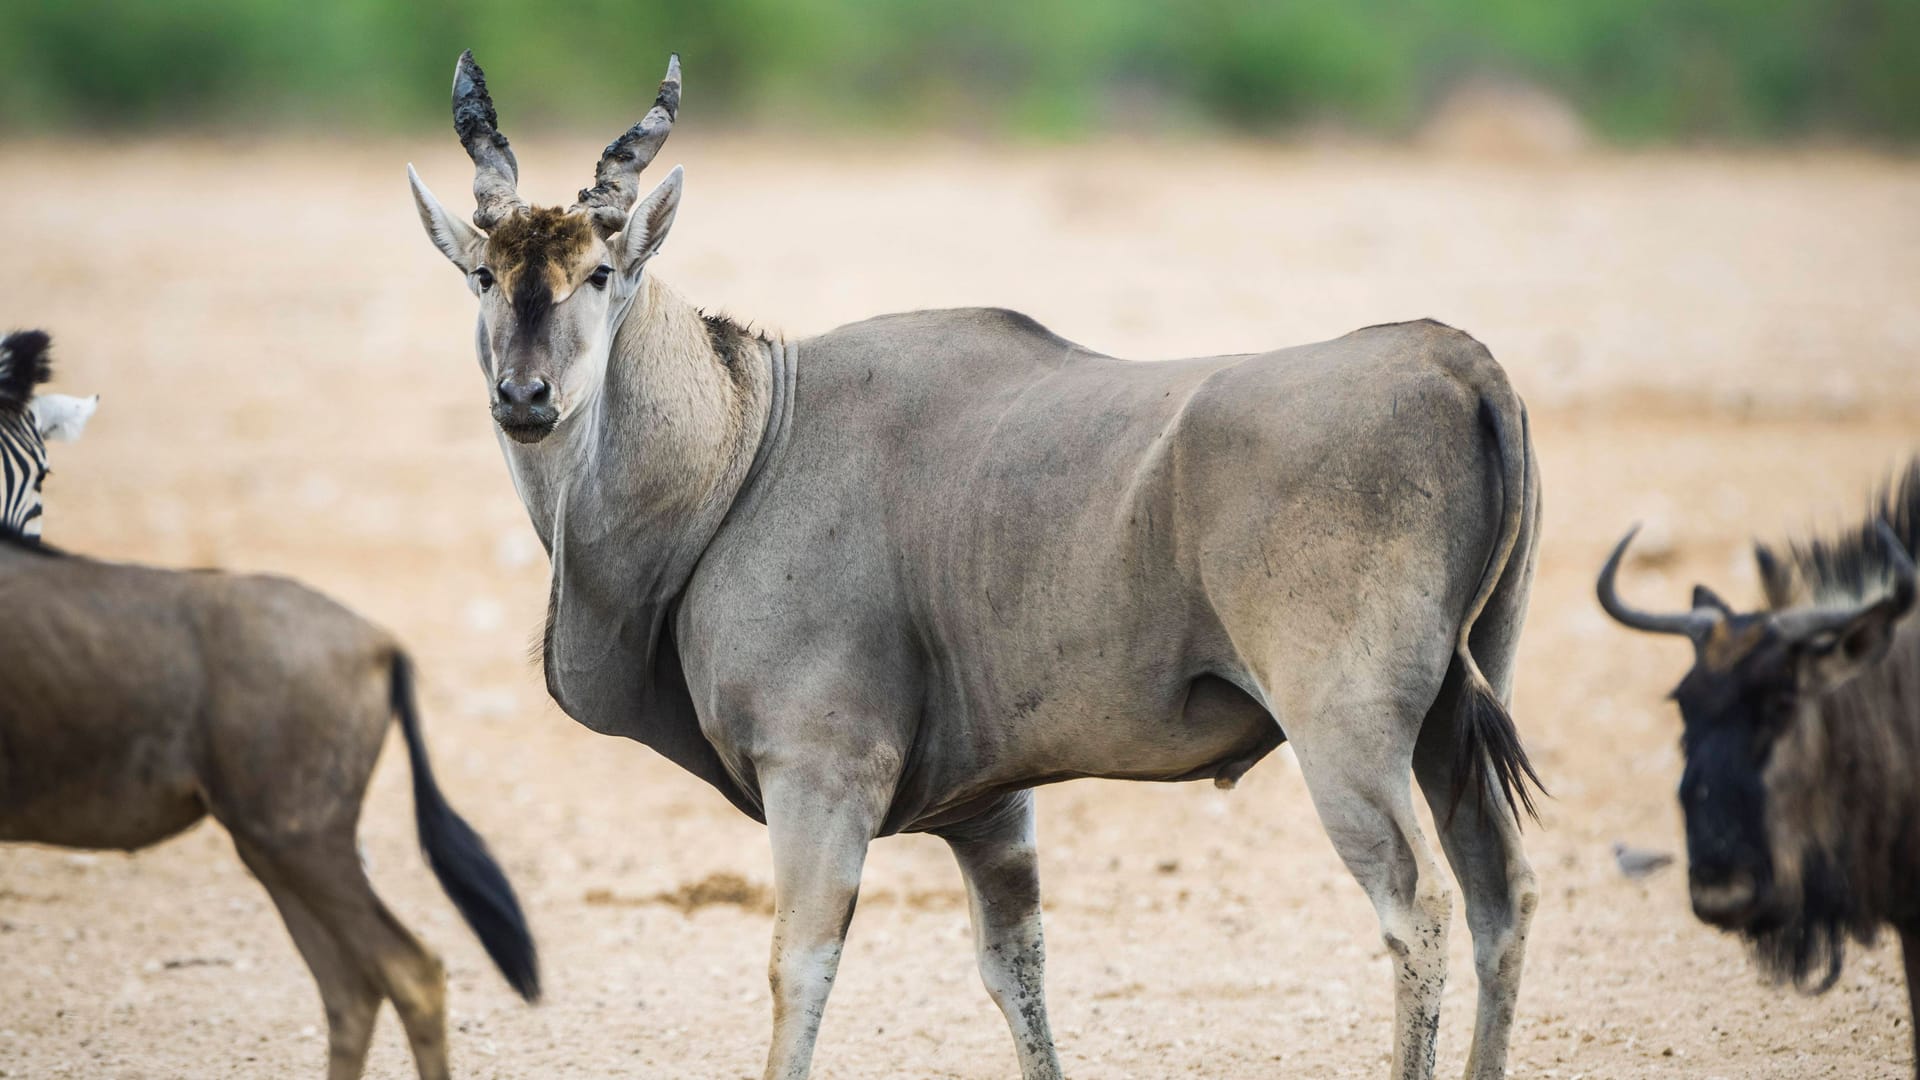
left=1598, top=461, right=1920, bottom=1076
left=0, top=530, right=540, bottom=1080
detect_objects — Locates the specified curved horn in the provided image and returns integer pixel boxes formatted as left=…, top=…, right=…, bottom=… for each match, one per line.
left=1877, top=519, right=1917, bottom=615
left=573, top=53, right=681, bottom=236
left=452, top=50, right=526, bottom=231
left=1596, top=526, right=1721, bottom=639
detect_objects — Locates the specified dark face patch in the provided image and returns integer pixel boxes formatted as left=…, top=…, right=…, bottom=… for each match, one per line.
left=1671, top=619, right=1795, bottom=913
left=1669, top=622, right=1869, bottom=987
left=484, top=207, right=597, bottom=335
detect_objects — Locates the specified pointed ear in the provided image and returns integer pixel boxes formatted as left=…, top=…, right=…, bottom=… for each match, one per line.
left=1754, top=543, right=1796, bottom=608
left=1794, top=595, right=1907, bottom=692
left=616, top=165, right=683, bottom=272
left=408, top=164, right=484, bottom=273
left=1691, top=585, right=1734, bottom=617
left=30, top=392, right=97, bottom=442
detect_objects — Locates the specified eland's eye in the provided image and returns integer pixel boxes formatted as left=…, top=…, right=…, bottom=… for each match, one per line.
left=474, top=267, right=495, bottom=291
left=589, top=264, right=613, bottom=290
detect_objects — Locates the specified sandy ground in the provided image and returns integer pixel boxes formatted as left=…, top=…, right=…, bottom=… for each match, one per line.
left=1, top=136, right=1917, bottom=1079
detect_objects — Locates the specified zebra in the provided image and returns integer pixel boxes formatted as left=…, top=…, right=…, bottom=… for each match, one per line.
left=0, top=330, right=97, bottom=540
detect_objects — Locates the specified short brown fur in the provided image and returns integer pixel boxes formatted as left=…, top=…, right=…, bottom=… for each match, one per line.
left=1702, top=618, right=1767, bottom=672
left=0, top=536, right=537, bottom=1080
left=484, top=206, right=597, bottom=293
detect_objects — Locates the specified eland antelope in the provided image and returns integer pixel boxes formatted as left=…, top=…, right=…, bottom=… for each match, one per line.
left=0, top=330, right=97, bottom=539
left=1599, top=463, right=1920, bottom=1076
left=409, top=51, right=1544, bottom=1080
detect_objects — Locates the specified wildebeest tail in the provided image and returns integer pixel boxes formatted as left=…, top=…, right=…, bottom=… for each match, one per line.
left=390, top=651, right=541, bottom=1001
left=1447, top=390, right=1545, bottom=827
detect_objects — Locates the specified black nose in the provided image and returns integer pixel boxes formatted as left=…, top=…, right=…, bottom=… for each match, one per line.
left=497, top=376, right=551, bottom=407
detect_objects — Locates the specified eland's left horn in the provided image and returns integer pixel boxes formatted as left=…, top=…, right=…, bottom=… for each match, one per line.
left=452, top=50, right=527, bottom=231
left=573, top=53, right=681, bottom=236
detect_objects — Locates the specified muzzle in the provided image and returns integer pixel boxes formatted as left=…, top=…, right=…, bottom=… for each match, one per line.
left=493, top=374, right=558, bottom=443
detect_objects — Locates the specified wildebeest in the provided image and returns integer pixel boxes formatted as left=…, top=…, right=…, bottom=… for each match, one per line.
left=1597, top=463, right=1920, bottom=1074
left=0, top=329, right=97, bottom=539
left=409, top=52, right=1544, bottom=1080
left=0, top=434, right=539, bottom=1077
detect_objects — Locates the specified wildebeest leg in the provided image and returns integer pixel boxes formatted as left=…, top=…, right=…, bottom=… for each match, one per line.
left=761, top=765, right=884, bottom=1080
left=1902, top=925, right=1920, bottom=1079
left=1412, top=683, right=1537, bottom=1080
left=1290, top=705, right=1452, bottom=1080
left=236, top=836, right=452, bottom=1080
left=938, top=791, right=1063, bottom=1080
left=234, top=839, right=381, bottom=1080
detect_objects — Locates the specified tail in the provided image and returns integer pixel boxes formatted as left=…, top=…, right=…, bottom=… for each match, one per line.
left=1446, top=390, right=1546, bottom=828
left=390, top=652, right=541, bottom=1001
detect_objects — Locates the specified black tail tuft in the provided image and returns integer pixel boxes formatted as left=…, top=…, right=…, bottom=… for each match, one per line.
left=0, top=330, right=52, bottom=410
left=390, top=653, right=541, bottom=1001
left=1448, top=667, right=1546, bottom=830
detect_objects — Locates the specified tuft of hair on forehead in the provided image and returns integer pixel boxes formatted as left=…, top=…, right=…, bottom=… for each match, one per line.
left=0, top=329, right=52, bottom=411
left=1699, top=615, right=1770, bottom=673
left=1760, top=459, right=1920, bottom=610
left=484, top=206, right=596, bottom=275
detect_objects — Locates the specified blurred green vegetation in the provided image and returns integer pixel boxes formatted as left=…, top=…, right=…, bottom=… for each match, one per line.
left=0, top=0, right=1915, bottom=141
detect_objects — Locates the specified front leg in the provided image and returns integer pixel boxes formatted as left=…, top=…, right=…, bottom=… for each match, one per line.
left=761, top=764, right=885, bottom=1080
left=940, top=792, right=1064, bottom=1079
left=1902, top=925, right=1920, bottom=1079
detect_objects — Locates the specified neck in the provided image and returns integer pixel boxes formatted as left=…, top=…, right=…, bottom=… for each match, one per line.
left=502, top=274, right=781, bottom=602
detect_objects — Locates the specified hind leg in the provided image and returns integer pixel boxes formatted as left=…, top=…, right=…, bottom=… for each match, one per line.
left=1412, top=463, right=1541, bottom=1080
left=235, top=840, right=381, bottom=1080
left=1413, top=697, right=1536, bottom=1080
left=236, top=835, right=451, bottom=1080
left=938, top=792, right=1062, bottom=1080
left=1288, top=692, right=1454, bottom=1080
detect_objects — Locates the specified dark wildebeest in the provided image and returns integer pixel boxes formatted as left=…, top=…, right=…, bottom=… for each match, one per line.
left=0, top=343, right=539, bottom=1079
left=1598, top=462, right=1920, bottom=1075
left=409, top=52, right=1544, bottom=1079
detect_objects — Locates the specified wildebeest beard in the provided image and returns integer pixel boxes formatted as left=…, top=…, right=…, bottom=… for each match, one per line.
left=1740, top=846, right=1876, bottom=992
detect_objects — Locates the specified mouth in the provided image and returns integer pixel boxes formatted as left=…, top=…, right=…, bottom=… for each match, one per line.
left=1690, top=875, right=1762, bottom=929
left=491, top=403, right=560, bottom=445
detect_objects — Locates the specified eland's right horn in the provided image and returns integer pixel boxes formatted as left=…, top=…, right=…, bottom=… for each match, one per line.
left=452, top=50, right=527, bottom=231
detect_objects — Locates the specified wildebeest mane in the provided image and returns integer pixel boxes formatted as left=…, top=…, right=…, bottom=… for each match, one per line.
left=0, top=329, right=52, bottom=412
left=1759, top=458, right=1920, bottom=609
left=1744, top=455, right=1920, bottom=991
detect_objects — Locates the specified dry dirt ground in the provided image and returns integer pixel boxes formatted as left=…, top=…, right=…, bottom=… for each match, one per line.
left=1, top=137, right=1917, bottom=1079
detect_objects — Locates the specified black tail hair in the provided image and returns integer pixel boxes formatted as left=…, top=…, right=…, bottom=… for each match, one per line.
left=390, top=652, right=541, bottom=1001
left=0, top=330, right=52, bottom=410
left=1449, top=666, right=1545, bottom=827
left=1445, top=394, right=1547, bottom=828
